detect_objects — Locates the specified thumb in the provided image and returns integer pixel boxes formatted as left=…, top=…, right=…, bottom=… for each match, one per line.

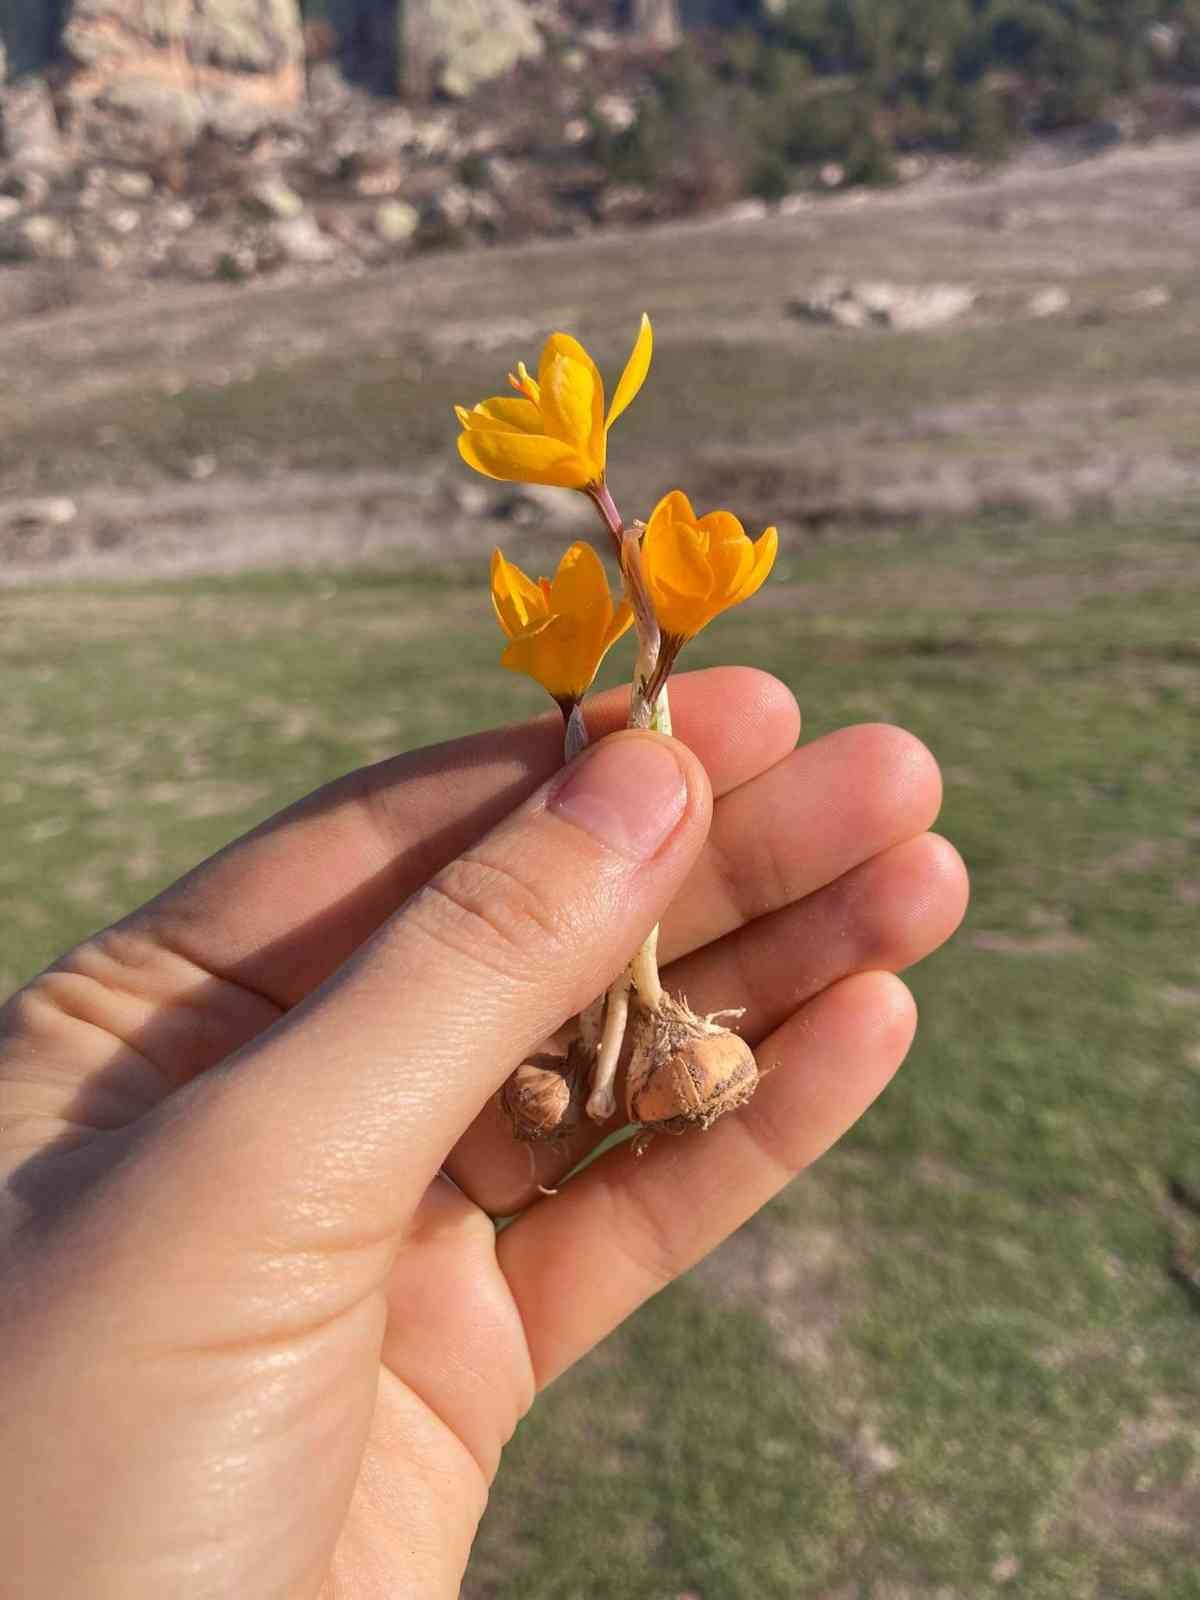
left=170, top=730, right=711, bottom=1238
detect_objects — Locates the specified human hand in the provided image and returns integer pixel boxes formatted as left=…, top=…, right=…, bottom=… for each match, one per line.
left=0, top=669, right=967, bottom=1599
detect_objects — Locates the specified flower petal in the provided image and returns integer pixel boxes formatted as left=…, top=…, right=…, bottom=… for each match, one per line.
left=458, top=429, right=589, bottom=488
left=548, top=541, right=610, bottom=626
left=501, top=614, right=583, bottom=700
left=490, top=547, right=548, bottom=638
left=606, top=313, right=653, bottom=430
left=645, top=487, right=696, bottom=535
left=602, top=599, right=635, bottom=654
left=729, top=526, right=779, bottom=607
left=541, top=332, right=607, bottom=480
left=464, top=396, right=545, bottom=434
left=698, top=510, right=755, bottom=597
left=539, top=352, right=597, bottom=453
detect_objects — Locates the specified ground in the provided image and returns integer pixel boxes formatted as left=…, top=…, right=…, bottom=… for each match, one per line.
left=2, top=132, right=1198, bottom=1598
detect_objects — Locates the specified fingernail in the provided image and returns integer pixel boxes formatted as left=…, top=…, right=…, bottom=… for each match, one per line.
left=550, top=735, right=688, bottom=860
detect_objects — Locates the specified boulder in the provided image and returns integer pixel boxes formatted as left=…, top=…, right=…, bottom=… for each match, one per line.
left=792, top=279, right=976, bottom=333
left=60, top=0, right=304, bottom=139
left=399, top=0, right=543, bottom=101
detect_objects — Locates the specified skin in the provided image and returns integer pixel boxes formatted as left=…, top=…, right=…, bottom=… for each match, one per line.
left=0, top=668, right=968, bottom=1599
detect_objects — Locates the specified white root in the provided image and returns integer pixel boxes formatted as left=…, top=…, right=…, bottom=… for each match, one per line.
left=586, top=968, right=631, bottom=1123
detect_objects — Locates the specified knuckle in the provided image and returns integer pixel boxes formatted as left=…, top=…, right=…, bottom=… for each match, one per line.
left=415, top=851, right=567, bottom=980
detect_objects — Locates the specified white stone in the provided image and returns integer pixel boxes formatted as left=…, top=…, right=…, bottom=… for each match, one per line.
left=373, top=199, right=419, bottom=244
left=1029, top=286, right=1071, bottom=318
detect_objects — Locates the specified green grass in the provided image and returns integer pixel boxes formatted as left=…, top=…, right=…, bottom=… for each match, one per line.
left=3, top=509, right=1197, bottom=1596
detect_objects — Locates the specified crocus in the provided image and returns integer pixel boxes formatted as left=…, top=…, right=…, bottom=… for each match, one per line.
left=491, top=541, right=633, bottom=706
left=639, top=489, right=777, bottom=646
left=457, top=315, right=653, bottom=490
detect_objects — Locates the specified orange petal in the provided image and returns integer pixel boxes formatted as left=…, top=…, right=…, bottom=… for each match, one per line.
left=728, top=526, right=778, bottom=607
left=501, top=614, right=580, bottom=701
left=602, top=599, right=635, bottom=654
left=548, top=541, right=610, bottom=626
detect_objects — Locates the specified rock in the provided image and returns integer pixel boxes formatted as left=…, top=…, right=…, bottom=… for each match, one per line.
left=399, top=0, right=544, bottom=101
left=244, top=178, right=305, bottom=220
left=1120, top=285, right=1171, bottom=313
left=447, top=479, right=492, bottom=517
left=792, top=279, right=976, bottom=332
left=105, top=206, right=141, bottom=234
left=1029, top=286, right=1070, bottom=318
left=0, top=194, right=19, bottom=221
left=0, top=75, right=65, bottom=171
left=0, top=212, right=76, bottom=261
left=818, top=161, right=845, bottom=189
left=434, top=183, right=473, bottom=228
left=629, top=0, right=681, bottom=48
left=269, top=213, right=336, bottom=264
left=61, top=0, right=304, bottom=140
left=1, top=497, right=79, bottom=532
left=108, top=168, right=154, bottom=199
left=373, top=198, right=419, bottom=243
left=0, top=166, right=49, bottom=207
left=82, top=233, right=125, bottom=269
left=353, top=161, right=404, bottom=198
left=595, top=93, right=637, bottom=133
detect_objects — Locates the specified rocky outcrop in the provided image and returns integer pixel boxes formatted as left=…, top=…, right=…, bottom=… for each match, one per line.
left=61, top=0, right=305, bottom=139
left=399, top=0, right=544, bottom=101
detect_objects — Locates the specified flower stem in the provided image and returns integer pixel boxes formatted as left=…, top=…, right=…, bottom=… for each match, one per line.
left=581, top=483, right=674, bottom=1127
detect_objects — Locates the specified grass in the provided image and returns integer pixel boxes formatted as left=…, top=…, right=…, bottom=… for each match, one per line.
left=2, top=508, right=1197, bottom=1596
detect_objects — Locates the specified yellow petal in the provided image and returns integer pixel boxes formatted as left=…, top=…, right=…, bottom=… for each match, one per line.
left=490, top=547, right=548, bottom=638
left=458, top=429, right=589, bottom=488
left=464, top=396, right=545, bottom=434
left=539, top=352, right=597, bottom=452
left=541, top=332, right=606, bottom=480
left=606, top=313, right=653, bottom=430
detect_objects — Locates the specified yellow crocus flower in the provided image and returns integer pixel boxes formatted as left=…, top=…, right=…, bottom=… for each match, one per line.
left=491, top=541, right=633, bottom=706
left=457, top=315, right=653, bottom=491
left=640, top=489, right=778, bottom=644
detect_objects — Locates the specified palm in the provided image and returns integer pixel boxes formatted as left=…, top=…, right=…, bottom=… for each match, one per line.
left=0, top=671, right=966, bottom=1599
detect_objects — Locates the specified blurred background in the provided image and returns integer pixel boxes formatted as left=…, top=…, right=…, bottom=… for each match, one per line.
left=2, top=2, right=1199, bottom=1595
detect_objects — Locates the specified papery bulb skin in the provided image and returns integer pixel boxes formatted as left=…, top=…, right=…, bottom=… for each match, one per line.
left=626, top=995, right=758, bottom=1135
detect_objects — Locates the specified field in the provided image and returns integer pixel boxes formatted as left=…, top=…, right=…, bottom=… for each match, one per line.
left=2, top=134, right=1199, bottom=1597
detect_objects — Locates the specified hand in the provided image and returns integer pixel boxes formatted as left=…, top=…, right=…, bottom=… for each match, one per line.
left=0, top=669, right=967, bottom=1599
